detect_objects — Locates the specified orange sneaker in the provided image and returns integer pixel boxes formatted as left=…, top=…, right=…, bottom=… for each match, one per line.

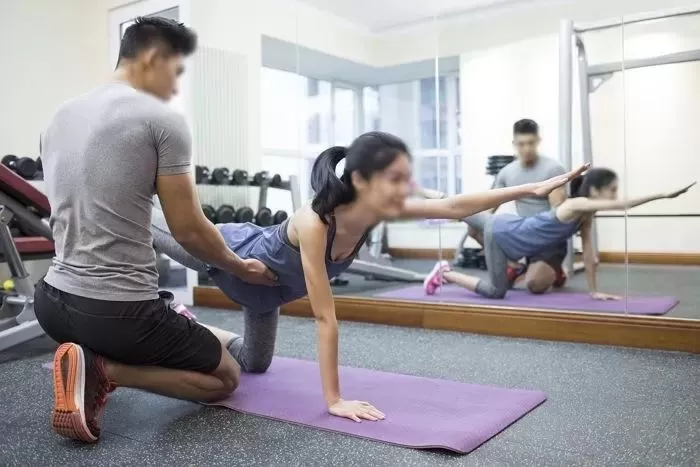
left=51, top=343, right=111, bottom=443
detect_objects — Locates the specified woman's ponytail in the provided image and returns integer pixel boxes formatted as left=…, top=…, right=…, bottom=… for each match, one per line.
left=310, top=146, right=355, bottom=223
left=569, top=175, right=584, bottom=197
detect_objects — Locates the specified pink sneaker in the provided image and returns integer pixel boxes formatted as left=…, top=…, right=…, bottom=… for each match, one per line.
left=172, top=303, right=197, bottom=321
left=424, top=260, right=450, bottom=295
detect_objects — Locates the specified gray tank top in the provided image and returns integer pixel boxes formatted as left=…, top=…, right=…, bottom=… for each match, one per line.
left=210, top=215, right=369, bottom=311
left=491, top=209, right=580, bottom=260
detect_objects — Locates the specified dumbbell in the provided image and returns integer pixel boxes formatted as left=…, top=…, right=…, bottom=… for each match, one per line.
left=211, top=167, right=231, bottom=184
left=195, top=165, right=211, bottom=184
left=273, top=210, right=288, bottom=225
left=2, top=155, right=37, bottom=179
left=255, top=207, right=273, bottom=226
left=35, top=156, right=42, bottom=172
left=216, top=205, right=236, bottom=223
left=270, top=173, right=283, bottom=187
left=202, top=204, right=217, bottom=223
left=251, top=171, right=269, bottom=186
left=236, top=206, right=255, bottom=223
left=231, top=169, right=248, bottom=185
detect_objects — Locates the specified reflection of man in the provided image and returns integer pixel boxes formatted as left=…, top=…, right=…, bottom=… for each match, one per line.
left=467, top=119, right=568, bottom=292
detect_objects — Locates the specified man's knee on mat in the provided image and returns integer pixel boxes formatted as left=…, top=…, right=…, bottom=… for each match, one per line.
left=526, top=279, right=552, bottom=294
left=525, top=261, right=556, bottom=294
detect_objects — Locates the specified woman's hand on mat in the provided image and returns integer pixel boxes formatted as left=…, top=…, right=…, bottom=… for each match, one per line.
left=328, top=399, right=385, bottom=423
left=531, top=163, right=590, bottom=197
left=238, top=259, right=277, bottom=286
left=665, top=181, right=696, bottom=199
left=590, top=292, right=621, bottom=301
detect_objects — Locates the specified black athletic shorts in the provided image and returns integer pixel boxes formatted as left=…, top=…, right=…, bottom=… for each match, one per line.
left=34, top=279, right=222, bottom=373
left=527, top=242, right=568, bottom=271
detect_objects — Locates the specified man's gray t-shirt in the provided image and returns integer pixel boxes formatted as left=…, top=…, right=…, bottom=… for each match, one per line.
left=41, top=82, right=191, bottom=301
left=493, top=156, right=566, bottom=217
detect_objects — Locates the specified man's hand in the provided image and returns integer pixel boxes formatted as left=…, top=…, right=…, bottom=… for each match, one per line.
left=531, top=163, right=590, bottom=197
left=237, top=258, right=277, bottom=286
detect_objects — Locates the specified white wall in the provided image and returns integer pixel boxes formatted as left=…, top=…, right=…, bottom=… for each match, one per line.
left=0, top=0, right=110, bottom=157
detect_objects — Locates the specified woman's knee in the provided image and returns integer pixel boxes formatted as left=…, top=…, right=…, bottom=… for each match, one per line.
left=242, top=354, right=273, bottom=374
left=476, top=281, right=507, bottom=299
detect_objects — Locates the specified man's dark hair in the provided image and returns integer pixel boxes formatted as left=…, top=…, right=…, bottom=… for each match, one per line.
left=117, top=16, right=197, bottom=65
left=513, top=119, right=539, bottom=136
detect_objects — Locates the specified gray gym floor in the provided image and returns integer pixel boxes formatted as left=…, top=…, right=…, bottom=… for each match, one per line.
left=0, top=308, right=698, bottom=466
left=327, top=260, right=700, bottom=319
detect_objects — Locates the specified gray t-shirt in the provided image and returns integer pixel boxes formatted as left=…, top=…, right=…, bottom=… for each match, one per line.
left=42, top=81, right=191, bottom=301
left=493, top=156, right=566, bottom=217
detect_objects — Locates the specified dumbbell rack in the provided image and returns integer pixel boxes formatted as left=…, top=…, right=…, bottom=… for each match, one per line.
left=196, top=170, right=301, bottom=225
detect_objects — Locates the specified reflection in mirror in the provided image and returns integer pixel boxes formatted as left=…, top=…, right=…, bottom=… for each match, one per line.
left=561, top=18, right=629, bottom=312
left=619, top=10, right=700, bottom=320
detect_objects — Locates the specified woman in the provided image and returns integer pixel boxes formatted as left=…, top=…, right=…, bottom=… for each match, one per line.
left=423, top=168, right=694, bottom=300
left=153, top=131, right=587, bottom=423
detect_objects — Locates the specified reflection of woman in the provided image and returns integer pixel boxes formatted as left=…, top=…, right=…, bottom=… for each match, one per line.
left=154, top=131, right=586, bottom=423
left=423, top=168, right=694, bottom=300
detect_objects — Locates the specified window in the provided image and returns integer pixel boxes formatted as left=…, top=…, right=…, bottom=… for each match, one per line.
left=306, top=79, right=331, bottom=147
left=363, top=86, right=380, bottom=132
left=261, top=67, right=463, bottom=202
left=366, top=75, right=461, bottom=195
left=419, top=77, right=447, bottom=149
left=261, top=68, right=306, bottom=151
left=333, top=86, right=357, bottom=146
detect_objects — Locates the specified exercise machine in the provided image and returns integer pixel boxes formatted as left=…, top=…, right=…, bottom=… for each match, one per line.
left=0, top=165, right=54, bottom=351
left=558, top=6, right=700, bottom=275
left=347, top=222, right=425, bottom=282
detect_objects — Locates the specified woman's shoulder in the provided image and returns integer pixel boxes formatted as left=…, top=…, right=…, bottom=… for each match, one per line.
left=288, top=205, right=328, bottom=240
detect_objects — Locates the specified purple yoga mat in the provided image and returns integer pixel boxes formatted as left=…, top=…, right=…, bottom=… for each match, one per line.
left=376, top=284, right=678, bottom=315
left=205, top=357, right=546, bottom=453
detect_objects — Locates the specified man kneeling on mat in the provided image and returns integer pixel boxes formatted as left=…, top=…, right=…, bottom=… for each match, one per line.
left=35, top=18, right=275, bottom=444
left=152, top=132, right=587, bottom=427
left=423, top=169, right=695, bottom=300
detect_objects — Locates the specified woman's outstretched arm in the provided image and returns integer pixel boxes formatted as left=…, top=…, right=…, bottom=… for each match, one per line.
left=567, top=182, right=695, bottom=214
left=400, top=163, right=589, bottom=220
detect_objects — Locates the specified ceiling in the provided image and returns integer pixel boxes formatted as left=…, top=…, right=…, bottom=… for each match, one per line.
left=298, top=0, right=531, bottom=32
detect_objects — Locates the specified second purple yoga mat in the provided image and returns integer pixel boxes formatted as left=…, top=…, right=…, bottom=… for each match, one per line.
left=376, top=285, right=678, bottom=315
left=206, top=357, right=546, bottom=453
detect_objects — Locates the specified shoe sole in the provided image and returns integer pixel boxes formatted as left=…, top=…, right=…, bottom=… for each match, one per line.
left=51, top=343, right=98, bottom=443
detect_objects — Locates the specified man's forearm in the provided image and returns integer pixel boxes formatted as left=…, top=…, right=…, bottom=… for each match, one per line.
left=175, top=221, right=245, bottom=275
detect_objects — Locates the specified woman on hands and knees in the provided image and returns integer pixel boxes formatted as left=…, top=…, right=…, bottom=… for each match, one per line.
left=424, top=168, right=695, bottom=300
left=153, top=131, right=587, bottom=423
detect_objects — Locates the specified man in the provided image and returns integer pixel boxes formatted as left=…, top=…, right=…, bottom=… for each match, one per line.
left=35, top=17, right=274, bottom=444
left=467, top=119, right=568, bottom=292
